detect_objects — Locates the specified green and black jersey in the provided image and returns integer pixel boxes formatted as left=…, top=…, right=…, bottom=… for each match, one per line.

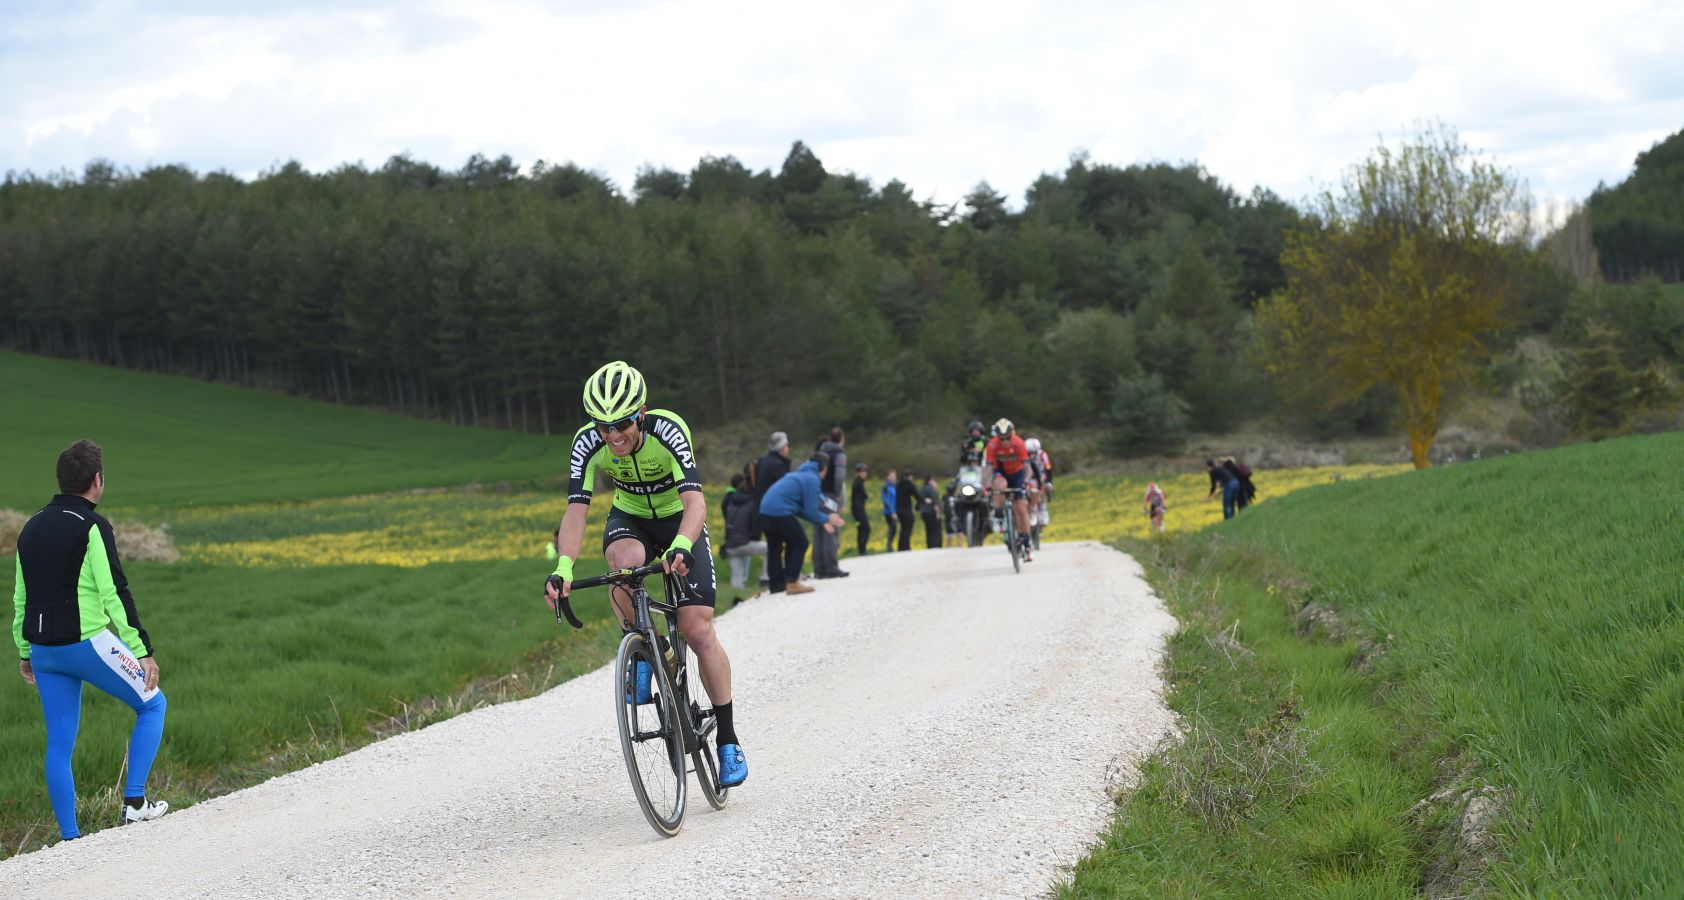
left=13, top=494, right=153, bottom=660
left=566, top=409, right=702, bottom=519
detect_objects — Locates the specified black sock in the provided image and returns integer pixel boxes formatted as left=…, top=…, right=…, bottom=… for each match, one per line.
left=713, top=701, right=738, bottom=748
left=124, top=796, right=145, bottom=809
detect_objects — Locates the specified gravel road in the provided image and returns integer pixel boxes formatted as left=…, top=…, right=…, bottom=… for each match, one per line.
left=0, top=540, right=1176, bottom=898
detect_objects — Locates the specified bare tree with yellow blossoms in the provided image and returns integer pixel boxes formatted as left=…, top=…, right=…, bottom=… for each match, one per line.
left=1256, top=122, right=1533, bottom=468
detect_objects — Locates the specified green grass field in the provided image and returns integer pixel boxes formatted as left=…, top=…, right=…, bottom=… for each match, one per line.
left=1065, top=430, right=1684, bottom=897
left=0, top=351, right=610, bottom=853
left=0, top=350, right=564, bottom=509
left=8, top=349, right=1682, bottom=893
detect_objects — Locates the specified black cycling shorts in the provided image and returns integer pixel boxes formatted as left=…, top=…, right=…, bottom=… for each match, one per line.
left=998, top=468, right=1028, bottom=491
left=601, top=508, right=717, bottom=609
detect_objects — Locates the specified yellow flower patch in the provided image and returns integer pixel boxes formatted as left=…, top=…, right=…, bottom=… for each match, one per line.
left=164, top=464, right=1408, bottom=568
left=175, top=493, right=595, bottom=568
left=1047, top=464, right=1411, bottom=543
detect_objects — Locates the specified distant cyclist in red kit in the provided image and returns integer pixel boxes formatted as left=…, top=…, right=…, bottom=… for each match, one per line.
left=983, top=418, right=1037, bottom=562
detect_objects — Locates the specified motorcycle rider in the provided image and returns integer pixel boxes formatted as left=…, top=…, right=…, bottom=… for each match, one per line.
left=947, top=451, right=989, bottom=547
left=960, top=420, right=987, bottom=466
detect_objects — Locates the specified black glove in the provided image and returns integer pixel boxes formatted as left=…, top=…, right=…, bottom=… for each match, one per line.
left=665, top=546, right=695, bottom=570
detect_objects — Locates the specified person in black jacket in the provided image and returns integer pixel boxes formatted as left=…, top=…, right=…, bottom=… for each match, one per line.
left=918, top=475, right=943, bottom=549
left=13, top=439, right=170, bottom=839
left=895, top=469, right=917, bottom=551
left=812, top=427, right=848, bottom=578
left=1206, top=458, right=1241, bottom=520
left=1222, top=457, right=1257, bottom=510
left=850, top=462, right=871, bottom=555
left=749, top=431, right=792, bottom=544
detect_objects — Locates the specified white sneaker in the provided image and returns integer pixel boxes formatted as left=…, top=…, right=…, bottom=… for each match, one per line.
left=121, top=798, right=169, bottom=825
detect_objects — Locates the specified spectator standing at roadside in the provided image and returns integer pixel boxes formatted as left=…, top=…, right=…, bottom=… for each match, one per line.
left=721, top=475, right=767, bottom=599
left=758, top=454, right=845, bottom=595
left=719, top=473, right=741, bottom=535
left=1222, top=457, right=1257, bottom=511
left=895, top=469, right=917, bottom=552
left=850, top=462, right=872, bottom=556
left=918, top=475, right=943, bottom=549
left=812, top=428, right=848, bottom=579
left=749, top=431, right=791, bottom=540
left=1206, top=458, right=1241, bottom=520
left=14, top=440, right=170, bottom=841
left=881, top=470, right=899, bottom=552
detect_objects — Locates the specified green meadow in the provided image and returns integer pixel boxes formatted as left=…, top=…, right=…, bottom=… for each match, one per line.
left=8, top=348, right=1683, bottom=895
left=1066, top=431, right=1684, bottom=897
left=0, top=350, right=562, bottom=509
left=0, top=351, right=609, bottom=854
left=0, top=352, right=782, bottom=854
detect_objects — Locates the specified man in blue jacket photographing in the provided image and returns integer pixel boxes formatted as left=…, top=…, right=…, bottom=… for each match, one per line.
left=756, top=453, right=845, bottom=595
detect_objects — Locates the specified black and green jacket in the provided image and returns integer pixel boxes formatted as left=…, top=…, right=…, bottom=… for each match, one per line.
left=12, top=494, right=153, bottom=660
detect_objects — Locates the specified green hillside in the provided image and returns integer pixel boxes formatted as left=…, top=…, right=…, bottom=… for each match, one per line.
left=0, top=353, right=607, bottom=854
left=1069, top=431, right=1684, bottom=896
left=0, top=350, right=563, bottom=509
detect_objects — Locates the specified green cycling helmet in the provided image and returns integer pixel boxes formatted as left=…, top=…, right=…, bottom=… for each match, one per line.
left=583, top=360, right=647, bottom=423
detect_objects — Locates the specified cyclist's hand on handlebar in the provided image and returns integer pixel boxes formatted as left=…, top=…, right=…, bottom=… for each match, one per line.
left=545, top=573, right=570, bottom=610
left=664, top=546, right=695, bottom=577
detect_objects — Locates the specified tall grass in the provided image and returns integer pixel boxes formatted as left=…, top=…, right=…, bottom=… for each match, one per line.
left=0, top=554, right=624, bottom=854
left=1066, top=431, right=1684, bottom=896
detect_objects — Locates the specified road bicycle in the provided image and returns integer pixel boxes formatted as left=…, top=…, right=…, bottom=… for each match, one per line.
left=550, top=562, right=727, bottom=837
left=997, top=487, right=1029, bottom=574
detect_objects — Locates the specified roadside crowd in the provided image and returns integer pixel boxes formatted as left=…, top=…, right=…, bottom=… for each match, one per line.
left=717, top=427, right=1264, bottom=597
left=716, top=427, right=953, bottom=603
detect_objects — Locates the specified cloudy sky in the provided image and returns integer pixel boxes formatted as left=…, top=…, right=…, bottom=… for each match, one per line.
left=4, top=0, right=1681, bottom=213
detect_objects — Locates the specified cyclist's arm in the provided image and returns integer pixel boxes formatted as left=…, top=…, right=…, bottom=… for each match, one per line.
left=556, top=501, right=590, bottom=565
left=553, top=426, right=604, bottom=593
left=676, top=489, right=706, bottom=548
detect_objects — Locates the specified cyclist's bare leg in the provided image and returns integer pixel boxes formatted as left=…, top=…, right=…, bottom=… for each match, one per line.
left=605, top=538, right=645, bottom=628
left=991, top=474, right=1007, bottom=513
left=677, top=605, right=732, bottom=706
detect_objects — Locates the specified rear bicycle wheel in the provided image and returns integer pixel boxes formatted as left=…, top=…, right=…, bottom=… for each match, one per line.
left=615, top=632, right=686, bottom=837
left=682, top=643, right=729, bottom=810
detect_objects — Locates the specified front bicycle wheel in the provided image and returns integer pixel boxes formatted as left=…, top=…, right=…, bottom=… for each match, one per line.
left=615, top=632, right=686, bottom=837
left=1006, top=511, right=1021, bottom=574
left=682, top=643, right=729, bottom=810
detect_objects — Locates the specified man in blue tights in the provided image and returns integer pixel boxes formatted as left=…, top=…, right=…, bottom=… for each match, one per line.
left=14, top=439, right=168, bottom=840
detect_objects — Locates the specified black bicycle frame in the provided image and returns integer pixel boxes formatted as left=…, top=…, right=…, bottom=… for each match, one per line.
left=555, top=564, right=712, bottom=745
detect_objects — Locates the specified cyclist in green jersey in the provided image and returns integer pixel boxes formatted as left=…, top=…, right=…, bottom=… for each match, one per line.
left=543, top=361, right=747, bottom=787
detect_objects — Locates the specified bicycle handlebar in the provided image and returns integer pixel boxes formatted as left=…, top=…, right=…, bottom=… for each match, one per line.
left=568, top=562, right=667, bottom=591
left=548, top=562, right=672, bottom=631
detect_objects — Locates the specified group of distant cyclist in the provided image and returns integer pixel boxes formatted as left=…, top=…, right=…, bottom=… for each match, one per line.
left=13, top=357, right=1055, bottom=843
left=950, top=418, right=1053, bottom=560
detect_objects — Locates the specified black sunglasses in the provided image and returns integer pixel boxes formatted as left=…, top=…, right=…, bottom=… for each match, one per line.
left=594, top=413, right=641, bottom=434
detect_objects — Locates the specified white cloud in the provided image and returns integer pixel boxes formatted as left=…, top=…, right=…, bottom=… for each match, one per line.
left=2, top=0, right=1680, bottom=210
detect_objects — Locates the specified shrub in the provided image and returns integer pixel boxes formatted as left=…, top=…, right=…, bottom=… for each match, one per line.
left=0, top=509, right=178, bottom=563
left=1106, top=372, right=1189, bottom=457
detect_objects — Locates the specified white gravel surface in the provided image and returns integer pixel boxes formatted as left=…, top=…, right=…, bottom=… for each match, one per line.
left=0, top=540, right=1176, bottom=899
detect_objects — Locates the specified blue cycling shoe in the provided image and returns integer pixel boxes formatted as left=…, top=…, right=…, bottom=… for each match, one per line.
left=718, top=743, right=748, bottom=787
left=625, top=659, right=653, bottom=705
